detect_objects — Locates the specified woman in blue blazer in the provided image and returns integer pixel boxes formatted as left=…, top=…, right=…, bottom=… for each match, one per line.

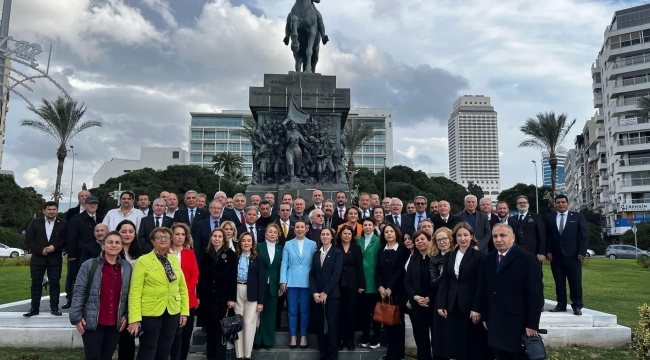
left=280, top=220, right=317, bottom=349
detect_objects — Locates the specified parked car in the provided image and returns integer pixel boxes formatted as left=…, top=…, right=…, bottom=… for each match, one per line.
left=0, top=243, right=25, bottom=258
left=605, top=245, right=649, bottom=259
left=586, top=249, right=595, bottom=258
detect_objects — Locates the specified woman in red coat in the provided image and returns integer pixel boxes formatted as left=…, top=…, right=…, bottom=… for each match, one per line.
left=169, top=223, right=200, bottom=360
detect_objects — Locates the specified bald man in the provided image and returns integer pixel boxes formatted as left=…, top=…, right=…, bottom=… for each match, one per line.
left=65, top=190, right=90, bottom=222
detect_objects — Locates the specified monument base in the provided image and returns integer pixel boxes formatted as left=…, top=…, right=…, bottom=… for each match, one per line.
left=246, top=184, right=349, bottom=204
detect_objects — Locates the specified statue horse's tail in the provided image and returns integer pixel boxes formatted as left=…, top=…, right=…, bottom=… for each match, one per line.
left=290, top=15, right=300, bottom=52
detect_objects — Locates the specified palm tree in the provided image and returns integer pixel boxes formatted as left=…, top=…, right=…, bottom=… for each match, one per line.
left=223, top=169, right=248, bottom=186
left=20, top=96, right=101, bottom=201
left=343, top=119, right=376, bottom=191
left=519, top=112, right=576, bottom=198
left=211, top=152, right=245, bottom=174
left=633, top=95, right=650, bottom=119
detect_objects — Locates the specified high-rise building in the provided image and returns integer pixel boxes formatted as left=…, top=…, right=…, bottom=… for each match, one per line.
left=188, top=108, right=394, bottom=181
left=448, top=95, right=500, bottom=203
left=542, top=146, right=568, bottom=193
left=591, top=3, right=650, bottom=238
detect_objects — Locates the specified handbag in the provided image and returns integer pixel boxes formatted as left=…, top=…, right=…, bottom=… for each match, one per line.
left=307, top=303, right=329, bottom=335
left=373, top=296, right=401, bottom=326
left=521, top=330, right=547, bottom=360
left=220, top=308, right=243, bottom=340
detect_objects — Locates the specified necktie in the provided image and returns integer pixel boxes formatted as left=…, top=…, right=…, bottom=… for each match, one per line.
left=155, top=217, right=160, bottom=227
left=92, top=215, right=96, bottom=224
left=559, top=213, right=565, bottom=235
left=339, top=209, right=343, bottom=218
left=282, top=222, right=288, bottom=237
left=499, top=254, right=504, bottom=263
left=394, top=215, right=400, bottom=226
left=190, top=209, right=195, bottom=226
left=519, top=214, right=524, bottom=223
left=214, top=219, right=218, bottom=228
left=240, top=211, right=245, bottom=224
left=418, top=215, right=422, bottom=228
left=444, top=217, right=448, bottom=223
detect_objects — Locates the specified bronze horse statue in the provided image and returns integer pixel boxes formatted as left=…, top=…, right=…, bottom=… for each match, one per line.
left=283, top=0, right=329, bottom=73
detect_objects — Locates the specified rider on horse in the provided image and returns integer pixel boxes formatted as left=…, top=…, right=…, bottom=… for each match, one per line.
left=284, top=0, right=329, bottom=46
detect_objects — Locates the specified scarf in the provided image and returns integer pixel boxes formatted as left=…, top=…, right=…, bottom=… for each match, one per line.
left=155, top=252, right=177, bottom=282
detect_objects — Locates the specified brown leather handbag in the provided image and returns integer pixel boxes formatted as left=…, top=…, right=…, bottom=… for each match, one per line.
left=373, top=296, right=401, bottom=326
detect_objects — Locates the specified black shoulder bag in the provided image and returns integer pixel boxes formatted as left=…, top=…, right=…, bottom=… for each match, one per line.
left=220, top=307, right=243, bottom=343
left=521, top=329, right=547, bottom=360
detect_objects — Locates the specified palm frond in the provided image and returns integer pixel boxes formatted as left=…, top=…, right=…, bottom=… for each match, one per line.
left=344, top=119, right=375, bottom=158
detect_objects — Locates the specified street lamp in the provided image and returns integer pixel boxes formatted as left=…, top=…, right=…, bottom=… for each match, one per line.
left=383, top=157, right=387, bottom=198
left=68, top=145, right=78, bottom=209
left=532, top=160, right=539, bottom=213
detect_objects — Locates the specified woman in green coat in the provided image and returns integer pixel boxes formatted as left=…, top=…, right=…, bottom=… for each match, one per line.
left=254, top=224, right=284, bottom=349
left=357, top=217, right=381, bottom=348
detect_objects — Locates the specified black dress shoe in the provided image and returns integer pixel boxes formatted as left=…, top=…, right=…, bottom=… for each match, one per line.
left=573, top=308, right=583, bottom=316
left=23, top=308, right=39, bottom=317
left=51, top=307, right=62, bottom=316
left=300, top=345, right=308, bottom=349
left=253, top=343, right=261, bottom=350
left=61, top=301, right=72, bottom=310
left=289, top=344, right=296, bottom=349
left=548, top=307, right=566, bottom=312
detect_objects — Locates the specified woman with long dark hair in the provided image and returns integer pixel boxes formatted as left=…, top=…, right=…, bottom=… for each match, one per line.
left=372, top=207, right=387, bottom=236
left=115, top=219, right=142, bottom=360
left=337, top=206, right=363, bottom=239
left=335, top=226, right=366, bottom=351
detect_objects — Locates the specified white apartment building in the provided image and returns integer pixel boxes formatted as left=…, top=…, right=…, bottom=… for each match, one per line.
left=93, top=147, right=188, bottom=187
left=592, top=3, right=650, bottom=237
left=188, top=108, right=394, bottom=179
left=448, top=95, right=501, bottom=203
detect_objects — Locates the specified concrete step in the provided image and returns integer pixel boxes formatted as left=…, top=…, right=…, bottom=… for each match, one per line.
left=539, top=312, right=595, bottom=327
left=186, top=349, right=384, bottom=360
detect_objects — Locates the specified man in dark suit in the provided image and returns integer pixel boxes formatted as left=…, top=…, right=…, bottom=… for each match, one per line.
left=306, top=208, right=325, bottom=247
left=221, top=193, right=247, bottom=227
left=333, top=191, right=348, bottom=222
left=545, top=195, right=589, bottom=315
left=481, top=198, right=497, bottom=225
left=264, top=192, right=279, bottom=218
left=515, top=196, right=547, bottom=260
left=357, top=192, right=372, bottom=219
left=65, top=190, right=90, bottom=222
left=409, top=195, right=432, bottom=230
left=455, top=195, right=491, bottom=254
left=305, top=189, right=324, bottom=214
left=62, top=195, right=103, bottom=309
left=193, top=200, right=225, bottom=264
left=275, top=203, right=295, bottom=246
left=431, top=200, right=461, bottom=231
left=289, top=197, right=310, bottom=225
left=24, top=201, right=68, bottom=317
left=482, top=223, right=543, bottom=360
left=386, top=198, right=415, bottom=234
left=174, top=190, right=209, bottom=230
left=137, top=193, right=152, bottom=216
left=323, top=200, right=344, bottom=230
left=487, top=201, right=524, bottom=253
left=139, top=198, right=174, bottom=253
left=257, top=200, right=276, bottom=228
left=237, top=206, right=266, bottom=243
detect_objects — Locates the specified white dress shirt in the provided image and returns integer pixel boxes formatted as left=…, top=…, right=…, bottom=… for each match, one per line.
left=165, top=209, right=177, bottom=218
left=518, top=211, right=529, bottom=223
left=556, top=211, right=568, bottom=231
left=454, top=250, right=465, bottom=279
left=102, top=207, right=144, bottom=232
left=246, top=223, right=257, bottom=241
left=45, top=218, right=55, bottom=241
left=267, top=242, right=276, bottom=284
left=360, top=208, right=371, bottom=218
left=169, top=247, right=182, bottom=266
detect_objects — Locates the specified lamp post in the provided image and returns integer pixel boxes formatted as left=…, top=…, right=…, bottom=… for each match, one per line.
left=383, top=157, right=387, bottom=198
left=68, top=145, right=77, bottom=209
left=532, top=160, right=539, bottom=213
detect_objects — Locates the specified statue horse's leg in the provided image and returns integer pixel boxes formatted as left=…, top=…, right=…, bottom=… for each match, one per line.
left=290, top=15, right=300, bottom=52
left=303, top=26, right=317, bottom=73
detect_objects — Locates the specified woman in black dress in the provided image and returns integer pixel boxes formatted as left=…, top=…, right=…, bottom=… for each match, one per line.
left=335, top=226, right=366, bottom=350
left=436, top=222, right=489, bottom=360
left=430, top=227, right=453, bottom=360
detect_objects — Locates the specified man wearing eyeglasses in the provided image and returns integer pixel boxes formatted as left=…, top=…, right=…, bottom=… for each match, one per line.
left=409, top=195, right=432, bottom=230
left=102, top=190, right=144, bottom=232
left=306, top=209, right=325, bottom=247
left=516, top=195, right=547, bottom=261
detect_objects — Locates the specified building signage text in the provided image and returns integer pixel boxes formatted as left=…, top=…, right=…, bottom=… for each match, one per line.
left=0, top=36, right=43, bottom=67
left=618, top=203, right=650, bottom=212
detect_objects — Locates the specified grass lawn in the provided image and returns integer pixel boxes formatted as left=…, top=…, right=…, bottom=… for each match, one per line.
left=0, top=258, right=67, bottom=304
left=0, top=348, right=84, bottom=359
left=542, top=258, right=650, bottom=328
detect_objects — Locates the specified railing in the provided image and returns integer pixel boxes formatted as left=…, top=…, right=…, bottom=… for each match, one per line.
left=611, top=55, right=650, bottom=69
left=594, top=94, right=603, bottom=100
left=620, top=117, right=650, bottom=126
left=631, top=199, right=650, bottom=204
left=620, top=157, right=650, bottom=166
left=621, top=178, right=650, bottom=187
left=618, top=136, right=650, bottom=146
left=612, top=77, right=649, bottom=87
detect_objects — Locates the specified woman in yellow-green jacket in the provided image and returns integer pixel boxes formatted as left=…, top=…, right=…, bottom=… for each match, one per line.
left=127, top=227, right=190, bottom=360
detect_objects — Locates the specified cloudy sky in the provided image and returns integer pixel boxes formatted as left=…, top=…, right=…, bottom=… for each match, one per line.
left=1, top=0, right=641, bottom=201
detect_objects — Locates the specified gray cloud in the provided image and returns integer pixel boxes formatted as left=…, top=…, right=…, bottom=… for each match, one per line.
left=371, top=0, right=402, bottom=18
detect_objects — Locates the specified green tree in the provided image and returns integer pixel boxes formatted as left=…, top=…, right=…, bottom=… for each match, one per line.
left=497, top=183, right=553, bottom=216
left=633, top=95, right=650, bottom=119
left=518, top=112, right=575, bottom=200
left=0, top=175, right=45, bottom=232
left=211, top=152, right=245, bottom=174
left=587, top=223, right=607, bottom=255
left=621, top=221, right=650, bottom=251
left=0, top=226, right=25, bottom=250
left=466, top=181, right=484, bottom=200
left=223, top=169, right=248, bottom=186
left=20, top=96, right=101, bottom=201
left=343, top=119, right=375, bottom=191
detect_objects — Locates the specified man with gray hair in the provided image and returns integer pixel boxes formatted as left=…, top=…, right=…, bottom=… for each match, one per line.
left=236, top=206, right=266, bottom=243
left=386, top=197, right=415, bottom=233
left=214, top=191, right=232, bottom=214
left=455, top=194, right=491, bottom=254
left=409, top=195, right=431, bottom=230
left=516, top=195, right=547, bottom=260
left=139, top=198, right=174, bottom=253
left=174, top=190, right=209, bottom=229
left=65, top=190, right=91, bottom=222
left=223, top=193, right=247, bottom=226
left=432, top=200, right=461, bottom=230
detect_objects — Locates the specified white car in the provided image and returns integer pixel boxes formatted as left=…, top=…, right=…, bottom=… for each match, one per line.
left=586, top=249, right=595, bottom=258
left=0, top=243, right=25, bottom=258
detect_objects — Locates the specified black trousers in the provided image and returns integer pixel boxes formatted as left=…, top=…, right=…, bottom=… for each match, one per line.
left=81, top=324, right=121, bottom=360
left=385, top=308, right=405, bottom=360
left=494, top=348, right=527, bottom=360
left=205, top=324, right=227, bottom=360
left=360, top=293, right=381, bottom=344
left=411, top=304, right=433, bottom=360
left=65, top=259, right=81, bottom=302
left=117, top=330, right=136, bottom=360
left=137, top=311, right=180, bottom=360
left=170, top=308, right=196, bottom=360
left=29, top=258, right=61, bottom=308
left=276, top=293, right=286, bottom=329
left=338, top=287, right=358, bottom=345
left=317, top=298, right=340, bottom=360
left=550, top=255, right=583, bottom=309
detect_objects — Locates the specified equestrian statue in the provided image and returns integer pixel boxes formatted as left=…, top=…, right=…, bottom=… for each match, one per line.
left=283, top=0, right=329, bottom=73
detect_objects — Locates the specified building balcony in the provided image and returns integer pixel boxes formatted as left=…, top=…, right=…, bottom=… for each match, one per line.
left=596, top=141, right=606, bottom=154
left=588, top=153, right=598, bottom=163
left=606, top=42, right=650, bottom=61
left=620, top=178, right=650, bottom=192
left=616, top=157, right=650, bottom=174
left=592, top=81, right=602, bottom=92
left=597, top=176, right=608, bottom=188
left=595, top=111, right=605, bottom=123
left=596, top=127, right=606, bottom=139
left=592, top=61, right=600, bottom=75
left=599, top=192, right=610, bottom=203
left=607, top=99, right=640, bottom=115
left=593, top=94, right=603, bottom=107
left=598, top=159, right=607, bottom=171
left=607, top=57, right=650, bottom=80
left=608, top=79, right=650, bottom=98
left=613, top=136, right=650, bottom=155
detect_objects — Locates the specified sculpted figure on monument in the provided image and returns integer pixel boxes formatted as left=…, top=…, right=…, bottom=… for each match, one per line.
left=284, top=0, right=329, bottom=73
left=283, top=119, right=308, bottom=181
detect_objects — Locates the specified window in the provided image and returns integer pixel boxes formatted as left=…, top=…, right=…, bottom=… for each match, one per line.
left=204, top=143, right=215, bottom=151
left=243, top=167, right=252, bottom=176
left=229, top=143, right=240, bottom=151
left=363, top=156, right=374, bottom=165
left=363, top=145, right=374, bottom=153
left=190, top=143, right=202, bottom=151
left=203, top=155, right=212, bottom=162
left=230, top=133, right=241, bottom=139
left=204, top=131, right=215, bottom=139
left=190, top=154, right=201, bottom=163
left=242, top=155, right=253, bottom=163
left=242, top=143, right=253, bottom=151
left=354, top=156, right=362, bottom=165
left=217, top=143, right=227, bottom=151
left=375, top=158, right=385, bottom=165
left=371, top=134, right=386, bottom=142
left=217, top=131, right=228, bottom=139
left=191, top=131, right=202, bottom=139
left=190, top=117, right=243, bottom=127
left=375, top=145, right=386, bottom=153
left=172, top=151, right=179, bottom=159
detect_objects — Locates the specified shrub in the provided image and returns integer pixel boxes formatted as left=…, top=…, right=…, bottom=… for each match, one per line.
left=0, top=226, right=24, bottom=249
left=622, top=221, right=650, bottom=251
left=633, top=304, right=650, bottom=360
left=581, top=256, right=590, bottom=267
left=637, top=254, right=650, bottom=269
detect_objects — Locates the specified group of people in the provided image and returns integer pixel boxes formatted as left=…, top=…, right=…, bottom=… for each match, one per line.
left=22, top=187, right=590, bottom=360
